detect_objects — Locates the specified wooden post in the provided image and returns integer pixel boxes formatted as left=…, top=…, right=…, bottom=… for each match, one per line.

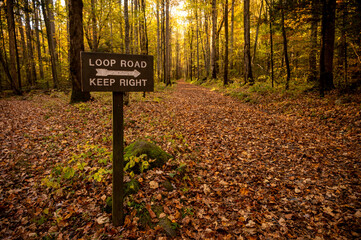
left=112, top=92, right=124, bottom=226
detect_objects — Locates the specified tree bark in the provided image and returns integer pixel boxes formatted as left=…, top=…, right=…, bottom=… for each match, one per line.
left=253, top=0, right=263, bottom=65
left=124, top=0, right=130, bottom=105
left=268, top=1, right=274, bottom=87
left=91, top=0, right=98, bottom=51
left=281, top=3, right=291, bottom=90
left=244, top=0, right=253, bottom=85
left=25, top=0, right=37, bottom=86
left=224, top=0, right=228, bottom=85
left=42, top=0, right=59, bottom=88
left=6, top=0, right=22, bottom=94
left=211, top=0, right=217, bottom=79
left=196, top=0, right=200, bottom=80
left=156, top=0, right=160, bottom=81
left=69, top=0, right=91, bottom=102
left=308, top=0, right=318, bottom=83
left=165, top=0, right=171, bottom=85
left=33, top=3, right=44, bottom=80
left=230, top=0, right=234, bottom=70
left=17, top=15, right=31, bottom=86
left=319, top=0, right=336, bottom=96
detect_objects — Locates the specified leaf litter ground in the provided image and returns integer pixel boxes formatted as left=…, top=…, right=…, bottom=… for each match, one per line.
left=0, top=81, right=360, bottom=239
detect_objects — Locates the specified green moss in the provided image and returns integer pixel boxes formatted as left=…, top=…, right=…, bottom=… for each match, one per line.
left=124, top=140, right=172, bottom=172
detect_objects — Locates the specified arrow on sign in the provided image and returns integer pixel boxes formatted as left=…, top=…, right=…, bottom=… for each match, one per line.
left=96, top=68, right=141, bottom=78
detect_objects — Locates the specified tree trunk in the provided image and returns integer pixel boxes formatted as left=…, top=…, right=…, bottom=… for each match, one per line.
left=140, top=0, right=148, bottom=55
left=6, top=0, right=22, bottom=94
left=196, top=0, right=200, bottom=80
left=281, top=3, right=291, bottom=90
left=253, top=0, right=263, bottom=65
left=156, top=0, right=160, bottom=81
left=244, top=0, right=253, bottom=85
left=33, top=1, right=44, bottom=80
left=91, top=0, right=98, bottom=51
left=17, top=15, right=31, bottom=86
left=211, top=0, right=217, bottom=79
left=25, top=0, right=37, bottom=86
left=42, top=0, right=59, bottom=88
left=269, top=1, right=274, bottom=87
left=308, top=0, right=318, bottom=83
left=230, top=0, right=234, bottom=70
left=165, top=0, right=171, bottom=86
left=0, top=11, right=14, bottom=88
left=319, top=0, right=336, bottom=96
left=69, top=0, right=91, bottom=102
left=124, top=0, right=130, bottom=105
left=224, top=0, right=228, bottom=85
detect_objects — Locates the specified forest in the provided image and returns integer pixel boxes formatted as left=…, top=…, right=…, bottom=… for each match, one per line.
left=1, top=0, right=361, bottom=239
left=1, top=0, right=360, bottom=96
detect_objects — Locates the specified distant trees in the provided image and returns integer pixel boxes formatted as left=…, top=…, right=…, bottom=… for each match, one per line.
left=0, top=0, right=360, bottom=96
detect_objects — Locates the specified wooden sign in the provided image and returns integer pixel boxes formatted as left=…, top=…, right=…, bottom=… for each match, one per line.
left=80, top=51, right=154, bottom=226
left=81, top=52, right=154, bottom=92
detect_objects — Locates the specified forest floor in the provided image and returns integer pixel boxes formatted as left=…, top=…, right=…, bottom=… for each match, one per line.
left=1, top=80, right=361, bottom=239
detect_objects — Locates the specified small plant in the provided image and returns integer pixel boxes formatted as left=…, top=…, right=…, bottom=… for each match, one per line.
left=42, top=143, right=112, bottom=189
left=74, top=102, right=90, bottom=111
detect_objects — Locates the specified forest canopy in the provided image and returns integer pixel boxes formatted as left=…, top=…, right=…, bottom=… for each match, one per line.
left=0, top=0, right=360, bottom=97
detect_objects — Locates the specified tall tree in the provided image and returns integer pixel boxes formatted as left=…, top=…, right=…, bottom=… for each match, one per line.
left=253, top=0, right=263, bottom=65
left=319, top=0, right=336, bottom=96
left=308, top=0, right=319, bottom=83
left=69, top=0, right=91, bottom=102
left=33, top=1, right=44, bottom=80
left=25, top=0, right=37, bottom=86
left=211, top=0, right=217, bottom=79
left=268, top=0, right=275, bottom=87
left=91, top=0, right=98, bottom=51
left=124, top=0, right=130, bottom=105
left=165, top=0, right=171, bottom=85
left=6, top=0, right=22, bottom=94
left=230, top=0, right=234, bottom=70
left=244, top=0, right=253, bottom=84
left=42, top=0, right=59, bottom=88
left=223, top=0, right=228, bottom=85
left=281, top=2, right=290, bottom=90
left=156, top=0, right=160, bottom=81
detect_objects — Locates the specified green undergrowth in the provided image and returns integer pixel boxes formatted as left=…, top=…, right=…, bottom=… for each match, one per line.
left=190, top=77, right=316, bottom=105
left=42, top=143, right=112, bottom=189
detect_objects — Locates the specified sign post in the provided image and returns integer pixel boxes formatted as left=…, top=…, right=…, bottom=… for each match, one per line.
left=81, top=52, right=154, bottom=226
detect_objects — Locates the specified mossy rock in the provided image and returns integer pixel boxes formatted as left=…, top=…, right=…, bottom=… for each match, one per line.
left=124, top=140, right=172, bottom=173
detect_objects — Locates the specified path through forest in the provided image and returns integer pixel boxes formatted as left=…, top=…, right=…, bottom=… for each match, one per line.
left=140, top=80, right=360, bottom=238
left=0, top=80, right=360, bottom=239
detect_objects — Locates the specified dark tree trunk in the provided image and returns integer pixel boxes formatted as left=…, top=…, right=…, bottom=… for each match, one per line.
left=25, top=0, right=37, bottom=86
left=244, top=0, right=253, bottom=84
left=319, top=0, right=336, bottom=96
left=42, top=0, right=59, bottom=88
left=269, top=1, right=274, bottom=87
left=69, top=0, right=91, bottom=103
left=33, top=1, right=44, bottom=80
left=308, top=0, right=318, bottom=83
left=6, top=0, right=22, bottom=94
left=281, top=3, right=291, bottom=90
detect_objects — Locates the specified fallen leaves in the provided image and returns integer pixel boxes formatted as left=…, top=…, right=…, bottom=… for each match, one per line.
left=0, top=81, right=360, bottom=239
